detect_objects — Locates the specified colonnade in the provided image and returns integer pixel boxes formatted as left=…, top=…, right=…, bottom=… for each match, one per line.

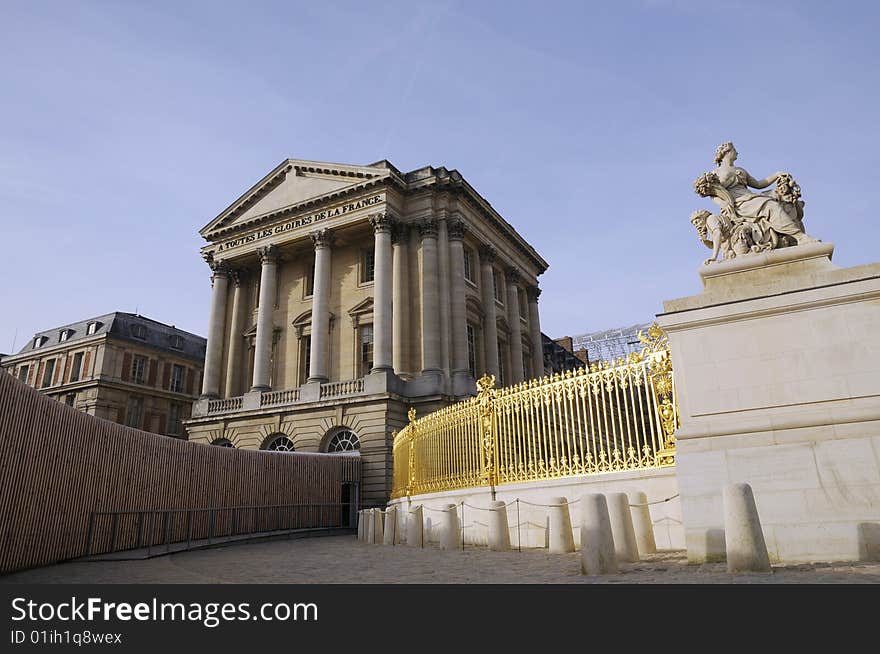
left=200, top=214, right=544, bottom=398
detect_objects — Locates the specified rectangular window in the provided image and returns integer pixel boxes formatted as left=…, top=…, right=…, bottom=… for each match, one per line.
left=131, top=355, right=147, bottom=384
left=497, top=342, right=506, bottom=386
left=305, top=260, right=315, bottom=297
left=463, top=248, right=474, bottom=283
left=69, top=352, right=84, bottom=382
left=18, top=365, right=29, bottom=383
left=86, top=322, right=98, bottom=335
left=466, top=325, right=477, bottom=378
left=126, top=396, right=143, bottom=428
left=131, top=324, right=147, bottom=340
left=42, top=359, right=56, bottom=388
left=65, top=393, right=75, bottom=407
left=361, top=249, right=375, bottom=284
left=359, top=324, right=374, bottom=376
left=300, top=336, right=311, bottom=384
left=493, top=270, right=503, bottom=304
left=167, top=403, right=181, bottom=436
left=170, top=335, right=184, bottom=350
left=170, top=364, right=184, bottom=393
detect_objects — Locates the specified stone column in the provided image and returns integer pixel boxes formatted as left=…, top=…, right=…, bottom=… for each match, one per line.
left=308, top=228, right=334, bottom=383
left=419, top=219, right=441, bottom=374
left=251, top=246, right=278, bottom=391
left=447, top=219, right=469, bottom=378
left=479, top=245, right=500, bottom=378
left=370, top=213, right=394, bottom=372
left=527, top=286, right=544, bottom=379
left=223, top=271, right=246, bottom=398
left=437, top=216, right=452, bottom=377
left=505, top=268, right=525, bottom=384
left=391, top=224, right=410, bottom=376
left=201, top=260, right=229, bottom=398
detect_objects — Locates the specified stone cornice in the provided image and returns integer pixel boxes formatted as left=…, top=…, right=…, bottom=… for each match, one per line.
left=200, top=158, right=548, bottom=275
left=203, top=174, right=391, bottom=241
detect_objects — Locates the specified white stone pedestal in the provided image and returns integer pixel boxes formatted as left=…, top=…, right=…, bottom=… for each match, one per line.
left=659, top=242, right=880, bottom=563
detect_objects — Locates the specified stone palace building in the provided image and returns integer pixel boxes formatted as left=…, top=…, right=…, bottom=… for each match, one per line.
left=1, top=312, right=205, bottom=437
left=185, top=158, right=548, bottom=502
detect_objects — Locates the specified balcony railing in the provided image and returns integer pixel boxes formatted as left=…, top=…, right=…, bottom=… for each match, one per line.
left=201, top=378, right=367, bottom=416
left=207, top=397, right=243, bottom=414
left=262, top=389, right=300, bottom=407
left=320, top=379, right=365, bottom=399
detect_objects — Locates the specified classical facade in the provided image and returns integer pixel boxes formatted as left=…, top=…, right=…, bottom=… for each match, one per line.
left=0, top=312, right=205, bottom=437
left=185, top=158, right=548, bottom=502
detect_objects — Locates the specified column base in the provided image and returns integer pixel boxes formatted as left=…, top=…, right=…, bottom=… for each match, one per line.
left=249, top=385, right=270, bottom=392
left=199, top=393, right=219, bottom=400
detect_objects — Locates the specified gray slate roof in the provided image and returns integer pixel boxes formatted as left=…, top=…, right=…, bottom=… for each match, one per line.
left=18, top=312, right=206, bottom=361
left=570, top=322, right=653, bottom=363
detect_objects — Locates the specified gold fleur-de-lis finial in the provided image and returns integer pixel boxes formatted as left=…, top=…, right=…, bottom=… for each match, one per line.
left=407, top=407, right=417, bottom=423
left=476, top=373, right=496, bottom=393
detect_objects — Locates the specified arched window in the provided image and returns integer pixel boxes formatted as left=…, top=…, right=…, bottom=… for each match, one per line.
left=211, top=438, right=234, bottom=448
left=265, top=435, right=295, bottom=452
left=325, top=430, right=360, bottom=453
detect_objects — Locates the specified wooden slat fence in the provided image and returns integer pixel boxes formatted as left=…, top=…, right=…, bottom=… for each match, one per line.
left=0, top=371, right=360, bottom=574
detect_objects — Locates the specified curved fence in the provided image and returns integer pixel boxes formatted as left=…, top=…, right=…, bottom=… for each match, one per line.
left=392, top=324, right=678, bottom=499
left=0, top=371, right=360, bottom=574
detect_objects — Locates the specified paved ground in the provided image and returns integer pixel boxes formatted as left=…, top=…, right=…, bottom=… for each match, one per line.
left=2, top=534, right=879, bottom=584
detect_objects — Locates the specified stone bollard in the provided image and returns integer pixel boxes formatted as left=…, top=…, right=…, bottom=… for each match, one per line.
left=608, top=492, right=640, bottom=563
left=358, top=510, right=365, bottom=542
left=580, top=494, right=618, bottom=575
left=440, top=504, right=461, bottom=550
left=406, top=505, right=424, bottom=548
left=365, top=509, right=375, bottom=544
left=628, top=491, right=656, bottom=556
left=372, top=508, right=385, bottom=545
left=723, top=483, right=771, bottom=573
left=548, top=496, right=575, bottom=554
left=488, top=500, right=511, bottom=551
left=383, top=507, right=398, bottom=545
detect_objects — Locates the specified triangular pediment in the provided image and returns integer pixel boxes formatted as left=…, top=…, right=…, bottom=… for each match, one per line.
left=201, top=159, right=390, bottom=238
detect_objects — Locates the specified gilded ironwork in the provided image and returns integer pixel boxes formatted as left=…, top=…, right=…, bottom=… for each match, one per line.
left=390, top=323, right=679, bottom=499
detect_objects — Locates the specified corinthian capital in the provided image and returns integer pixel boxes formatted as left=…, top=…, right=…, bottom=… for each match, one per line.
left=526, top=286, right=541, bottom=303
left=391, top=222, right=411, bottom=245
left=310, top=228, right=335, bottom=249
left=369, top=212, right=396, bottom=234
left=447, top=218, right=467, bottom=241
left=478, top=244, right=496, bottom=263
left=505, top=267, right=521, bottom=284
left=417, top=218, right=438, bottom=240
left=257, top=244, right=279, bottom=264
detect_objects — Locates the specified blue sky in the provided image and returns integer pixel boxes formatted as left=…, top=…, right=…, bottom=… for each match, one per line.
left=1, top=0, right=878, bottom=353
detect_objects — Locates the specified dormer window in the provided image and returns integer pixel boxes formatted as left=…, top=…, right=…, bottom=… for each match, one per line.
left=131, top=324, right=147, bottom=340
left=33, top=335, right=48, bottom=349
left=86, top=321, right=101, bottom=335
left=59, top=329, right=74, bottom=342
left=170, top=334, right=185, bottom=350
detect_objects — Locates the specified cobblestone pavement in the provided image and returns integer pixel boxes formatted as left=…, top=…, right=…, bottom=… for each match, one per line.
left=2, top=535, right=879, bottom=584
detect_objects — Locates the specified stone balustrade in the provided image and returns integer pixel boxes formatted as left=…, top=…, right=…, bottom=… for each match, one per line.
left=206, top=397, right=243, bottom=414
left=319, top=379, right=365, bottom=399
left=261, top=389, right=300, bottom=407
